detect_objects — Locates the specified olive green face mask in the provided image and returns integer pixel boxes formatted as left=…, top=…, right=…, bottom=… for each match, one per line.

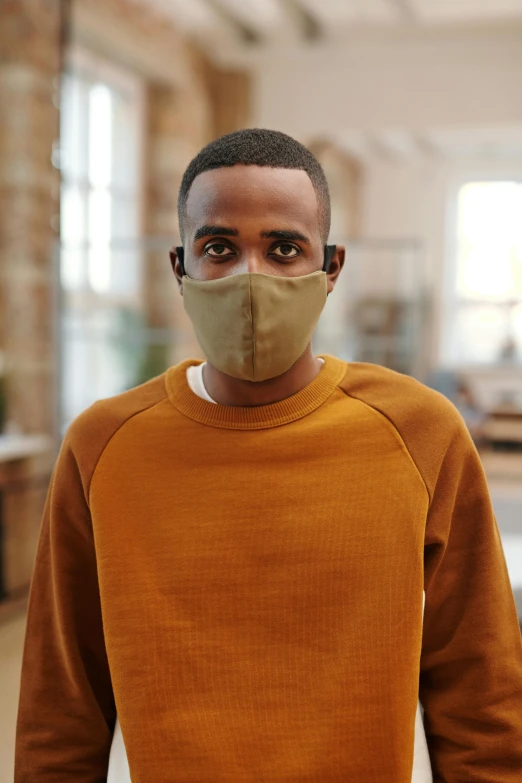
left=182, top=270, right=328, bottom=382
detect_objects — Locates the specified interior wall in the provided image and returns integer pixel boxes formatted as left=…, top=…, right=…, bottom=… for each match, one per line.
left=247, top=25, right=522, bottom=372
left=307, top=141, right=363, bottom=241
left=251, top=26, right=522, bottom=135
left=0, top=0, right=63, bottom=604
left=361, top=157, right=522, bottom=369
left=0, top=0, right=249, bottom=601
left=144, top=83, right=209, bottom=370
left=71, top=0, right=205, bottom=88
left=206, top=68, right=251, bottom=140
left=0, top=0, right=62, bottom=437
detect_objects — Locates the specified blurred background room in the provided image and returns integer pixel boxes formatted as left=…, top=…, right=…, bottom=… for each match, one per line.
left=1, top=0, right=522, bottom=778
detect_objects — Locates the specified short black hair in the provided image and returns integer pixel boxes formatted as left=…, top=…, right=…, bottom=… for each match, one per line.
left=177, top=128, right=331, bottom=243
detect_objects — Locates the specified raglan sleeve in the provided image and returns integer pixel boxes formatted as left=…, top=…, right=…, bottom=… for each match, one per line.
left=15, top=426, right=116, bottom=782
left=419, top=411, right=522, bottom=782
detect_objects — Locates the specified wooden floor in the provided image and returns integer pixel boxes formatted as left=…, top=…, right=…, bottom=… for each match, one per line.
left=0, top=613, right=25, bottom=783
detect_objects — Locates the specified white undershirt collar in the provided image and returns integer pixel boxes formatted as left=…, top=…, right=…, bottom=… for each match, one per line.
left=186, top=359, right=325, bottom=404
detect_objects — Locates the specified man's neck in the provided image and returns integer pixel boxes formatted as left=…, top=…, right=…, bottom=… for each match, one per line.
left=201, top=346, right=323, bottom=407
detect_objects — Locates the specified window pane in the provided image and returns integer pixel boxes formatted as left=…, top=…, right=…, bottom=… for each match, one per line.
left=111, top=90, right=141, bottom=194
left=454, top=304, right=509, bottom=364
left=88, top=189, right=112, bottom=293
left=61, top=185, right=85, bottom=243
left=109, top=248, right=142, bottom=299
left=111, top=194, right=139, bottom=240
left=457, top=181, right=522, bottom=301
left=60, top=186, right=86, bottom=290
left=61, top=308, right=145, bottom=427
left=512, top=303, right=522, bottom=360
left=59, top=52, right=144, bottom=430
left=88, top=84, right=112, bottom=188
left=60, top=73, right=88, bottom=182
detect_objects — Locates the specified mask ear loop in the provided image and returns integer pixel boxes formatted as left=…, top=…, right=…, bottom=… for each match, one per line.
left=323, top=245, right=336, bottom=273
left=176, top=247, right=186, bottom=276
left=177, top=245, right=335, bottom=276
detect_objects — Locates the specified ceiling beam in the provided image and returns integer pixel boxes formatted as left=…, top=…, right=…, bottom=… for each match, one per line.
left=333, top=131, right=374, bottom=162
left=387, top=0, right=418, bottom=23
left=281, top=0, right=325, bottom=42
left=370, top=128, right=425, bottom=160
left=205, top=0, right=263, bottom=44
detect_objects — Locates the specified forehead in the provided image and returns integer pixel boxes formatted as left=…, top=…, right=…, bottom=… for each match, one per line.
left=184, top=165, right=321, bottom=238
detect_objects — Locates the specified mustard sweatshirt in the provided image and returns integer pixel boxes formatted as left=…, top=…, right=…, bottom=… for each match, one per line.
left=15, top=354, right=522, bottom=782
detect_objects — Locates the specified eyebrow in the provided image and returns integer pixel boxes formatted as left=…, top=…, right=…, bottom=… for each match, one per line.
left=260, top=230, right=311, bottom=244
left=192, top=225, right=312, bottom=245
left=193, top=225, right=239, bottom=242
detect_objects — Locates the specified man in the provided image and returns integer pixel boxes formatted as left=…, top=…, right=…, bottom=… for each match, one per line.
left=16, top=129, right=522, bottom=782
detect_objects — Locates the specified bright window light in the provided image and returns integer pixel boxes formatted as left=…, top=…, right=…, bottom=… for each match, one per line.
left=446, top=180, right=522, bottom=365
left=88, top=84, right=112, bottom=188
left=457, top=182, right=522, bottom=301
left=88, top=189, right=112, bottom=293
left=60, top=49, right=144, bottom=430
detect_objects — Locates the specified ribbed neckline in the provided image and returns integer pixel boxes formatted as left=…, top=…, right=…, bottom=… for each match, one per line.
left=165, top=354, right=348, bottom=430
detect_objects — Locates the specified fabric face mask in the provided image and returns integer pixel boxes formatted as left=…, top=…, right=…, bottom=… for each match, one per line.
left=180, top=267, right=329, bottom=383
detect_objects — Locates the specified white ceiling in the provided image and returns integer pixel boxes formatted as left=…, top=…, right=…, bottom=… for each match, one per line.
left=331, top=125, right=522, bottom=163
left=138, top=0, right=522, bottom=44
left=133, top=1, right=522, bottom=164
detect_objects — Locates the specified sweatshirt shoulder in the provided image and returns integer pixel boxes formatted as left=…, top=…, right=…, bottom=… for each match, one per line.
left=338, top=362, right=470, bottom=500
left=62, top=373, right=168, bottom=491
left=339, top=361, right=462, bottom=432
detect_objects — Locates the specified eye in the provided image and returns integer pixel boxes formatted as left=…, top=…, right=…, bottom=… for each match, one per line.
left=205, top=242, right=233, bottom=258
left=272, top=243, right=299, bottom=258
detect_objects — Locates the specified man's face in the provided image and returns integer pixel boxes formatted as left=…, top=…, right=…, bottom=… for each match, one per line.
left=172, top=165, right=340, bottom=289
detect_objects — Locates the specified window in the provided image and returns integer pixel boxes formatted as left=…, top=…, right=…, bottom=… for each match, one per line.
left=444, top=180, right=522, bottom=365
left=59, top=48, right=145, bottom=431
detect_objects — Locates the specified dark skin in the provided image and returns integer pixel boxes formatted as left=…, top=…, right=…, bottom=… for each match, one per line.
left=169, top=165, right=345, bottom=407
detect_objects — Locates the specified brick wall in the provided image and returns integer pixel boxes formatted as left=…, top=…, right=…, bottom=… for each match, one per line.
left=0, top=0, right=251, bottom=600
left=144, top=82, right=210, bottom=367
left=0, top=0, right=62, bottom=437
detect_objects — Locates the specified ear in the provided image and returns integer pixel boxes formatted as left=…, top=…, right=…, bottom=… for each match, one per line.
left=169, top=247, right=184, bottom=294
left=326, top=245, right=345, bottom=295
